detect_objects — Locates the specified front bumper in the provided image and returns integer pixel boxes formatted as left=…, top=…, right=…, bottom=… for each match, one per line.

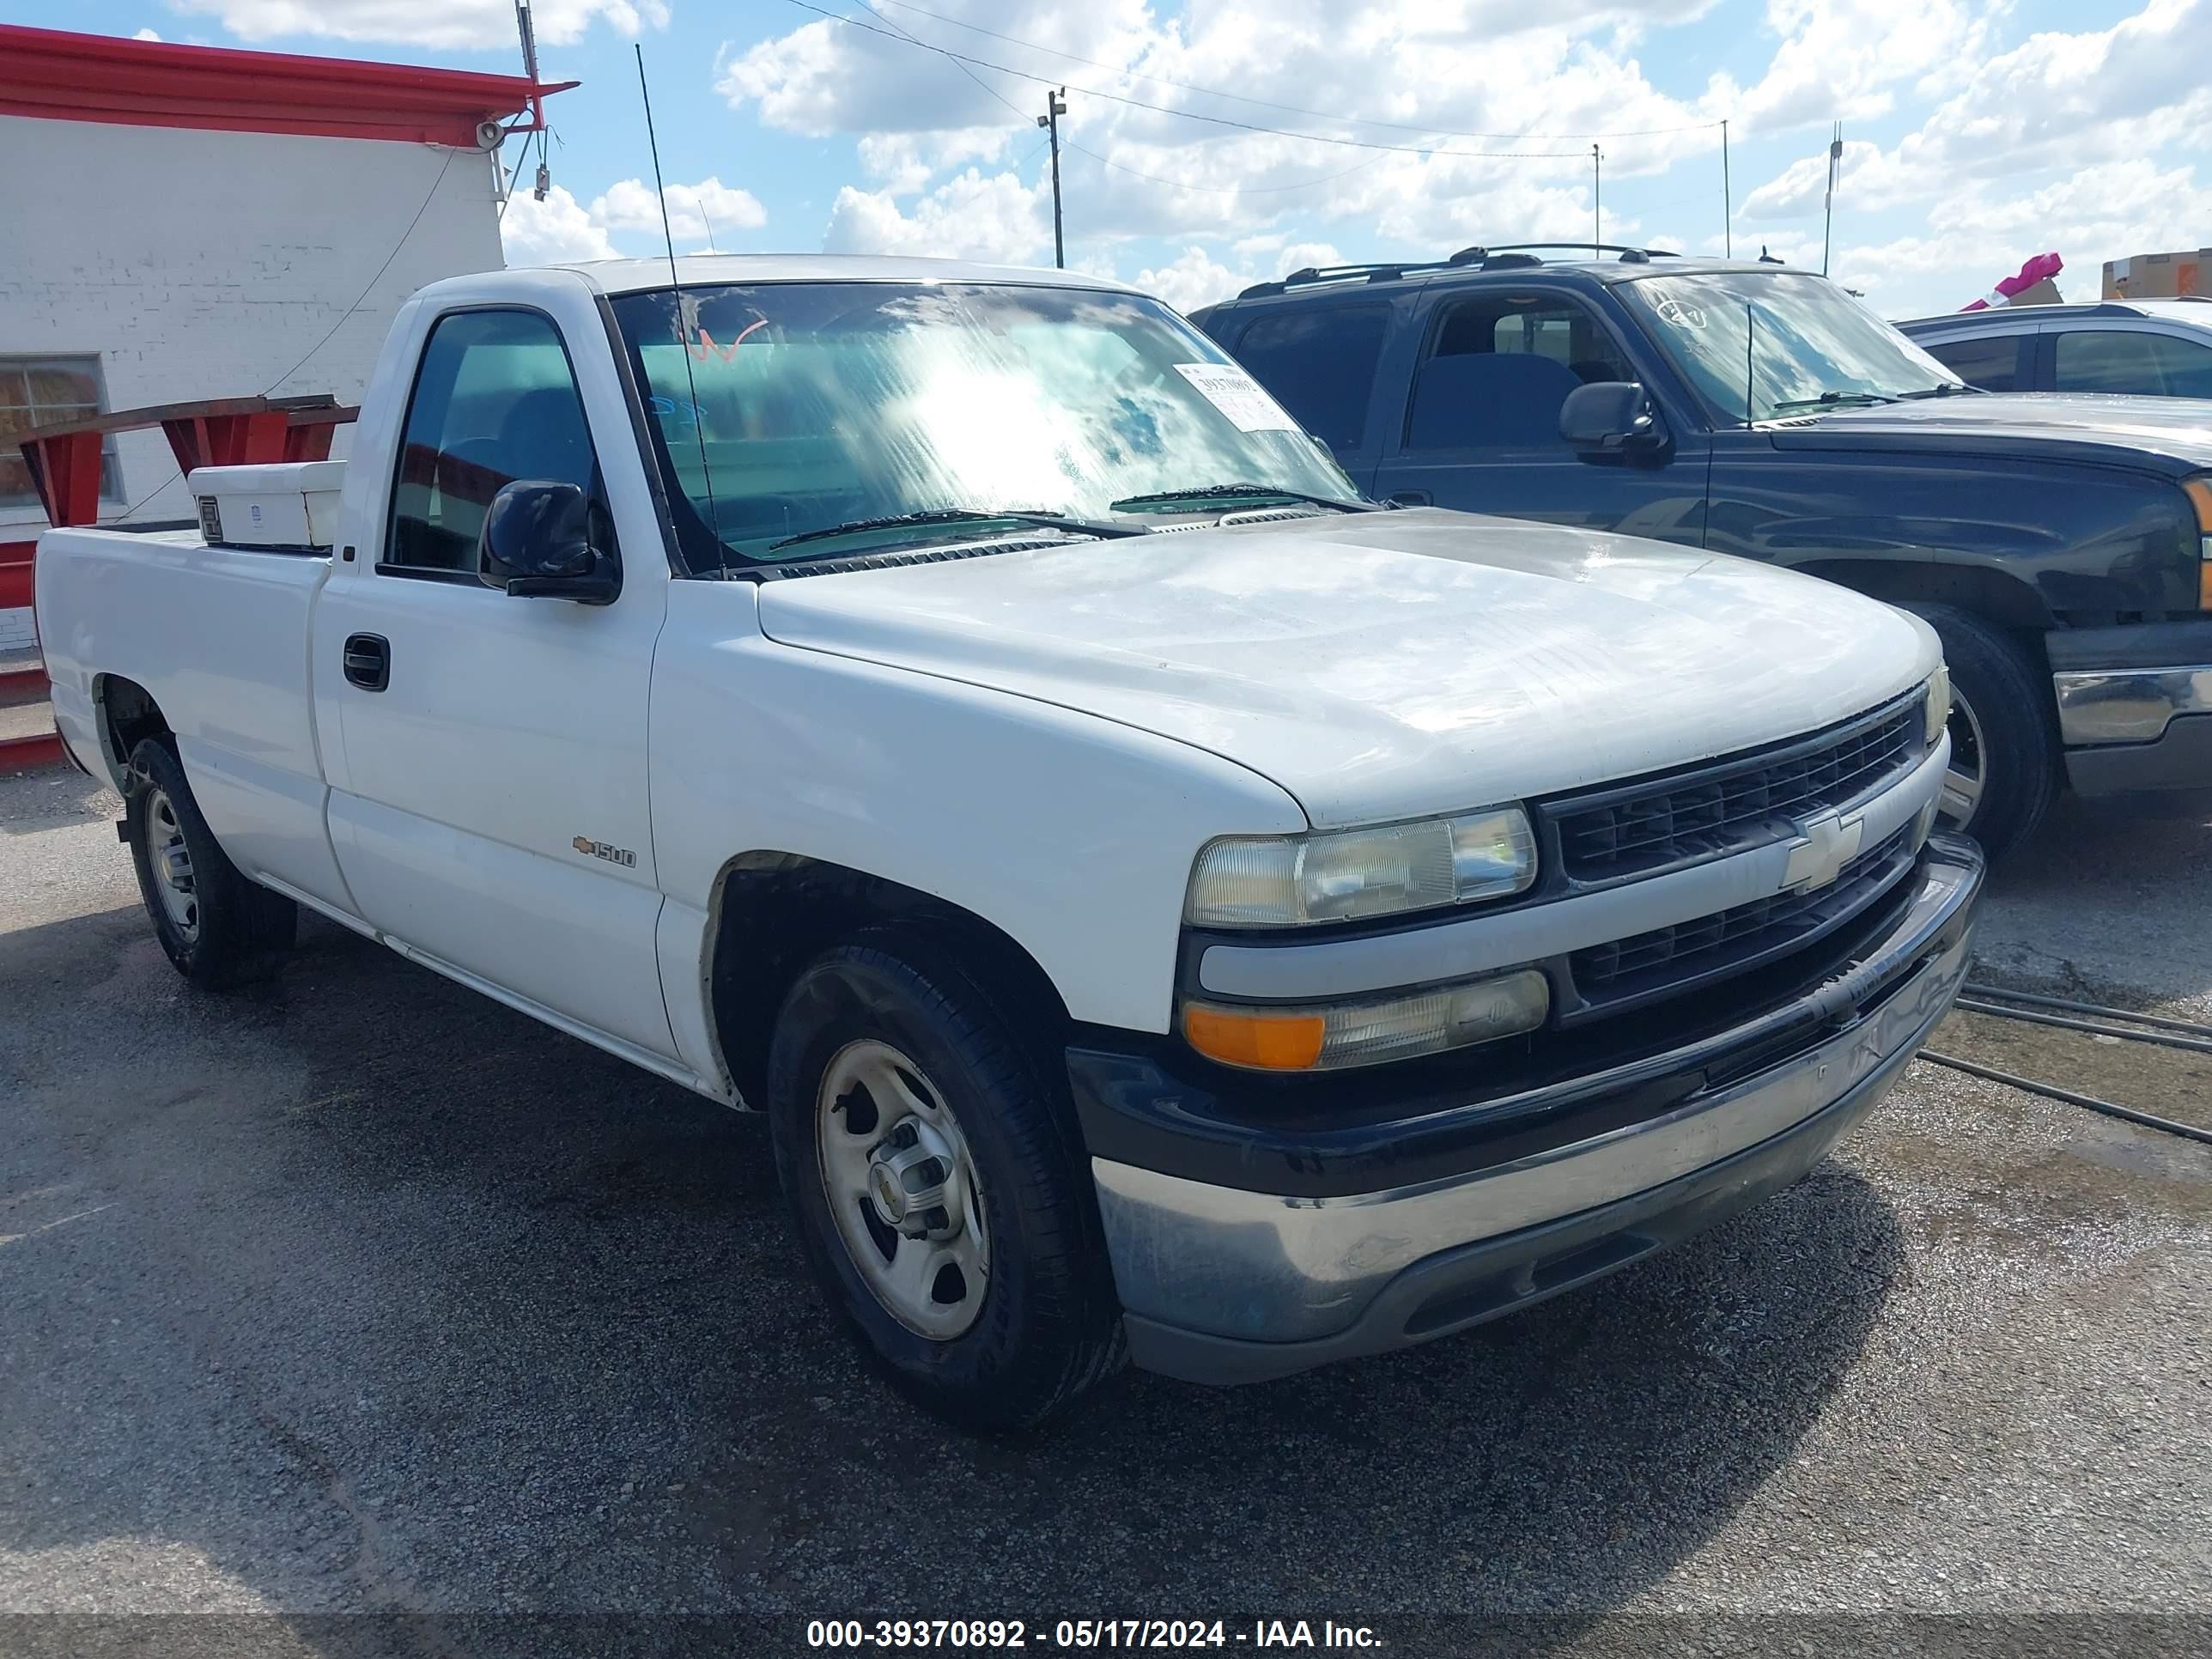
left=1073, top=836, right=1982, bottom=1386
left=2049, top=621, right=2212, bottom=796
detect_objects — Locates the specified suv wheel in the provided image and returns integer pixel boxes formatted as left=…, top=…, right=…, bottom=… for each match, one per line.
left=766, top=932, right=1125, bottom=1431
left=1918, top=606, right=2057, bottom=860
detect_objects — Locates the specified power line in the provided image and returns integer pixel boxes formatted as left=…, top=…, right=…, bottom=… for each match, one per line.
left=781, top=1, right=1593, bottom=159
left=1064, top=138, right=1382, bottom=198
left=864, top=0, right=1724, bottom=143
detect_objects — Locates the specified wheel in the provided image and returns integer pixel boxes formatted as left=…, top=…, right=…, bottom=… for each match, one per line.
left=124, top=738, right=296, bottom=987
left=1917, top=605, right=2058, bottom=860
left=766, top=933, right=1125, bottom=1431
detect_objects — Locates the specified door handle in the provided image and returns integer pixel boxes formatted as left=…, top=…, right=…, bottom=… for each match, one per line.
left=1386, top=490, right=1431, bottom=507
left=343, top=633, right=390, bottom=692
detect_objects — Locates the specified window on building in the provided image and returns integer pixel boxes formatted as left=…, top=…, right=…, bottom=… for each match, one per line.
left=1922, top=332, right=2025, bottom=392
left=385, top=308, right=607, bottom=575
left=1405, top=295, right=1631, bottom=452
left=2052, top=329, right=2212, bottom=398
left=0, top=358, right=122, bottom=510
left=1225, top=306, right=1389, bottom=453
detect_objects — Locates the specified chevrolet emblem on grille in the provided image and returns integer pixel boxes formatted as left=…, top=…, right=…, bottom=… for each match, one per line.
left=1782, top=807, right=1865, bottom=892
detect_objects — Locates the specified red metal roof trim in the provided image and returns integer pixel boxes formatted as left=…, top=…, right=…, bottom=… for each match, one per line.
left=0, top=25, right=574, bottom=148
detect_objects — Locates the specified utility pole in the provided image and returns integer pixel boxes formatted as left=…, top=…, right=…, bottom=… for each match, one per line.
left=1821, top=121, right=1842, bottom=276
left=1037, top=88, right=1067, bottom=269
left=514, top=0, right=549, bottom=202
left=1592, top=143, right=1601, bottom=255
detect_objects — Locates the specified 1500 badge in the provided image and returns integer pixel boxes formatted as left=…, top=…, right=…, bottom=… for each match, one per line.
left=573, top=836, right=637, bottom=868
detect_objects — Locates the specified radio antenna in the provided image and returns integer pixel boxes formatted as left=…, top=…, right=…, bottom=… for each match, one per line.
left=635, top=44, right=725, bottom=574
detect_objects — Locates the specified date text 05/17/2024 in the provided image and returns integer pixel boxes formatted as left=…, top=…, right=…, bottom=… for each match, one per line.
left=805, top=1620, right=1383, bottom=1649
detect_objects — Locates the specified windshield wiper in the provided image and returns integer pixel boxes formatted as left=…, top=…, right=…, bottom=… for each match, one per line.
left=1769, top=390, right=1903, bottom=412
left=769, top=507, right=1150, bottom=552
left=1109, top=483, right=1380, bottom=514
left=1898, top=382, right=1988, bottom=399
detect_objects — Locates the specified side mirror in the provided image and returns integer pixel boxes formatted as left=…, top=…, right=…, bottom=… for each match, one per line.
left=479, top=480, right=618, bottom=604
left=1559, top=381, right=1669, bottom=459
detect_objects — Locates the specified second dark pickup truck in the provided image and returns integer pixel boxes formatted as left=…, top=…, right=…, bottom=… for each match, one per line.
left=1194, top=249, right=2212, bottom=856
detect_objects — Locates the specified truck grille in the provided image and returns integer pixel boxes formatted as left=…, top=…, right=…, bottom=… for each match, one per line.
left=1569, top=826, right=1917, bottom=1012
left=1551, top=696, right=1922, bottom=884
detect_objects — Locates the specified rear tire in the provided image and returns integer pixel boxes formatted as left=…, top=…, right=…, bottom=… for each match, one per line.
left=125, top=738, right=296, bottom=988
left=1917, top=605, right=2057, bottom=861
left=766, top=930, right=1125, bottom=1431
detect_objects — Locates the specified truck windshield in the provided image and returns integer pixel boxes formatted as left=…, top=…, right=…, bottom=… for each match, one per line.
left=607, top=281, right=1361, bottom=568
left=1620, top=271, right=1965, bottom=424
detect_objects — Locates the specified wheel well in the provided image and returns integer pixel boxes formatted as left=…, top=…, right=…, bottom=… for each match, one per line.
left=94, top=675, right=173, bottom=781
left=705, top=854, right=1071, bottom=1109
left=1790, top=558, right=2053, bottom=633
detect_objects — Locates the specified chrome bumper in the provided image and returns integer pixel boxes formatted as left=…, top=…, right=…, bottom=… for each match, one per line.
left=1091, top=845, right=1979, bottom=1385
left=2053, top=664, right=2212, bottom=746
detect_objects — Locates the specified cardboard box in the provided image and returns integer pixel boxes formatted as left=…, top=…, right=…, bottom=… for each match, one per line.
left=2105, top=249, right=2212, bottom=299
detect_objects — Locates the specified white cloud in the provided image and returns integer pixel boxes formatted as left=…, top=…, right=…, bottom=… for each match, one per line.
left=823, top=169, right=1050, bottom=263
left=164, top=0, right=669, bottom=50
left=500, top=185, right=620, bottom=264
left=591, top=178, right=769, bottom=247
left=131, top=27, right=162, bottom=40
left=1133, top=246, right=1242, bottom=313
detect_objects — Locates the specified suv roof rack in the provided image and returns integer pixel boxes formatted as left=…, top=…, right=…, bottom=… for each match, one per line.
left=1231, top=241, right=1687, bottom=301
left=1236, top=260, right=1457, bottom=299
left=1449, top=242, right=1681, bottom=267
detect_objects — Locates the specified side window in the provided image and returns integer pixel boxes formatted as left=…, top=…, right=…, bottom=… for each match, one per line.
left=1406, top=295, right=1629, bottom=452
left=384, top=309, right=605, bottom=575
left=1923, top=332, right=2023, bottom=392
left=2053, top=329, right=2212, bottom=398
left=1225, top=307, right=1389, bottom=453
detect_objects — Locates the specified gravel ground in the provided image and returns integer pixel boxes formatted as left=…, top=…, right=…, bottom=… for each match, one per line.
left=2, top=766, right=2208, bottom=1657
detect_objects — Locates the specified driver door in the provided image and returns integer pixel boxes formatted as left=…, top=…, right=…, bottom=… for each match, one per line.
left=316, top=301, right=678, bottom=1062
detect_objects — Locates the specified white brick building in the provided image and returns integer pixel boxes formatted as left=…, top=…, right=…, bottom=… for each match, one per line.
left=0, top=25, right=566, bottom=652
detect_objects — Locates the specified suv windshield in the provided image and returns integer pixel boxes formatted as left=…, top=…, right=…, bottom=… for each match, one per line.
left=607, top=281, right=1361, bottom=568
left=1620, top=271, right=1964, bottom=424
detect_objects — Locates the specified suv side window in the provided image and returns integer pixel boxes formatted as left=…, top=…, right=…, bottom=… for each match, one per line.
left=2052, top=329, right=2212, bottom=398
left=1923, top=331, right=2025, bottom=392
left=1224, top=306, right=1389, bottom=453
left=1406, top=294, right=1629, bottom=451
left=385, top=308, right=608, bottom=575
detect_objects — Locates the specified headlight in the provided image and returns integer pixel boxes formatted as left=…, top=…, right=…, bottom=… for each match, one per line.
left=1182, top=969, right=1551, bottom=1072
left=1923, top=665, right=1951, bottom=750
left=1185, top=805, right=1537, bottom=928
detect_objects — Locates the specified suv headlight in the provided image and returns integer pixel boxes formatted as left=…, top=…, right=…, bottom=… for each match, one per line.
left=1923, top=665, right=1951, bottom=750
left=1185, top=805, right=1537, bottom=928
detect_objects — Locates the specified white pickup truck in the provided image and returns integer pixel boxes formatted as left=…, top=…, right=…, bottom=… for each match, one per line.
left=35, top=256, right=1980, bottom=1428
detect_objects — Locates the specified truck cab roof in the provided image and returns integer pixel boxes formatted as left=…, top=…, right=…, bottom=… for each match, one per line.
left=514, top=254, right=1142, bottom=298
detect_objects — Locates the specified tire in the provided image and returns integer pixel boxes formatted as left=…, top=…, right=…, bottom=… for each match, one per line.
left=767, top=930, right=1125, bottom=1431
left=124, top=738, right=297, bottom=988
left=1917, top=605, right=2058, bottom=861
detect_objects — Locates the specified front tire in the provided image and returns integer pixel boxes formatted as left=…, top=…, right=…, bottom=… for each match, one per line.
left=1918, top=605, right=2058, bottom=861
left=125, top=738, right=296, bottom=987
left=766, top=933, right=1125, bottom=1431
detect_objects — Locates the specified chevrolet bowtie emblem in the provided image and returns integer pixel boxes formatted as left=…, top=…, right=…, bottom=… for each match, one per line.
left=1782, top=807, right=1865, bottom=892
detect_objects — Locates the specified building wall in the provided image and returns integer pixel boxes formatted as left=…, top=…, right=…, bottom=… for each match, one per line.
left=0, top=112, right=507, bottom=561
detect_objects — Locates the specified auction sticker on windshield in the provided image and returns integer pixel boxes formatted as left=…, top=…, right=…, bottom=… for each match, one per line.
left=1172, top=363, right=1298, bottom=432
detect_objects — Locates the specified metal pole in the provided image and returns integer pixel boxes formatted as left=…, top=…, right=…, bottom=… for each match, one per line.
left=1592, top=143, right=1601, bottom=255
left=1039, top=88, right=1068, bottom=269
left=1721, top=118, right=1730, bottom=258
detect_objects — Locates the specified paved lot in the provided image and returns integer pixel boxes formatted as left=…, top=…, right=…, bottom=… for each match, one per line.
left=3, top=764, right=2209, bottom=1654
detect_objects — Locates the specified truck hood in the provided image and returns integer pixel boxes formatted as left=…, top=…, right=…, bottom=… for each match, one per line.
left=754, top=509, right=1936, bottom=829
left=1768, top=392, right=2212, bottom=474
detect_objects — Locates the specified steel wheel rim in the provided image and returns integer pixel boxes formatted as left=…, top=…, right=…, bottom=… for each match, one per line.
left=1938, top=690, right=1987, bottom=830
left=146, top=787, right=200, bottom=942
left=815, top=1038, right=990, bottom=1340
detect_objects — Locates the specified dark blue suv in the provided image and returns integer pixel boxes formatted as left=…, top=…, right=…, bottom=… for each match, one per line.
left=1192, top=245, right=2212, bottom=859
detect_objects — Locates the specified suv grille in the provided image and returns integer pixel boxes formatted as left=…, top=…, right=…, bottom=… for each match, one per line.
left=1551, top=697, right=1922, bottom=883
left=1570, top=826, right=1917, bottom=1012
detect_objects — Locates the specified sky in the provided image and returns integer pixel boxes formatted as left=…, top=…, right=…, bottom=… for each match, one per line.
left=18, top=0, right=2212, bottom=319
